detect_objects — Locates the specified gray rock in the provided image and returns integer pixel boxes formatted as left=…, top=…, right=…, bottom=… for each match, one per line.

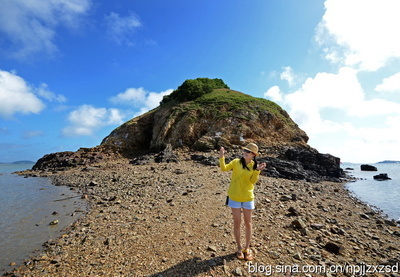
left=269, top=251, right=280, bottom=259
left=280, top=195, right=292, bottom=201
left=310, top=223, right=325, bottom=230
left=359, top=213, right=370, bottom=219
left=373, top=173, right=391, bottom=180
left=360, top=164, right=377, bottom=171
left=293, top=252, right=302, bottom=260
left=233, top=267, right=243, bottom=276
left=385, top=219, right=397, bottom=226
left=292, top=219, right=307, bottom=229
left=330, top=227, right=346, bottom=235
left=325, top=242, right=342, bottom=254
left=288, top=206, right=301, bottom=216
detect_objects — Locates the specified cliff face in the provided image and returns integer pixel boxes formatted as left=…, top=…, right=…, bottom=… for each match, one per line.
left=101, top=89, right=309, bottom=155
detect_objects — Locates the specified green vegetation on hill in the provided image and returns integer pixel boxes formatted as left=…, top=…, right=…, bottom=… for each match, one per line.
left=122, top=78, right=298, bottom=133
left=160, top=78, right=229, bottom=104
left=159, top=77, right=293, bottom=124
left=168, top=88, right=296, bottom=128
left=192, top=88, right=282, bottom=114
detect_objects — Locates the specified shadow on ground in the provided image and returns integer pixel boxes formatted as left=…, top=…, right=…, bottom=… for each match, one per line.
left=149, top=253, right=237, bottom=277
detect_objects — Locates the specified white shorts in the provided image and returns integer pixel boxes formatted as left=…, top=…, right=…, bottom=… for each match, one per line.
left=227, top=198, right=255, bottom=210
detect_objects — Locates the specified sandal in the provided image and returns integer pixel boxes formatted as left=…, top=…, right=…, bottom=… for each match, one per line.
left=236, top=250, right=245, bottom=260
left=243, top=249, right=254, bottom=261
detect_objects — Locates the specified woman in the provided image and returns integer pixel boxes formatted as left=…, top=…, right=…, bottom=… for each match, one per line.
left=219, top=143, right=266, bottom=261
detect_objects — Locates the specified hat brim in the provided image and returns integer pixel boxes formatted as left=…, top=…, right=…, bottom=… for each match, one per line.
left=243, top=147, right=258, bottom=156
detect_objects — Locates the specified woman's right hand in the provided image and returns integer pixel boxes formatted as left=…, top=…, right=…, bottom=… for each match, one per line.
left=219, top=147, right=225, bottom=158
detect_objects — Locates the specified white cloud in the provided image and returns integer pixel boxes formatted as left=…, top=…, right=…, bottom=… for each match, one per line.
left=0, top=0, right=91, bottom=59
left=265, top=67, right=400, bottom=162
left=284, top=67, right=364, bottom=128
left=264, top=85, right=283, bottom=102
left=110, top=87, right=147, bottom=105
left=316, top=0, right=400, bottom=71
left=375, top=72, right=400, bottom=93
left=349, top=98, right=400, bottom=117
left=105, top=12, right=142, bottom=45
left=317, top=121, right=400, bottom=163
left=110, top=87, right=173, bottom=116
left=146, top=90, right=173, bottom=109
left=62, top=105, right=124, bottom=137
left=22, top=130, right=44, bottom=139
left=285, top=67, right=400, bottom=128
left=36, top=83, right=67, bottom=103
left=0, top=70, right=45, bottom=119
left=280, top=66, right=296, bottom=87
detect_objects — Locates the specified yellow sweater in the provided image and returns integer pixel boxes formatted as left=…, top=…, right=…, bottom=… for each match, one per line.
left=219, top=157, right=261, bottom=202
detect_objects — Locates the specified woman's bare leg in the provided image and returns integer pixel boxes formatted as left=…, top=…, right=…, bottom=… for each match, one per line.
left=243, top=208, right=253, bottom=250
left=231, top=208, right=242, bottom=251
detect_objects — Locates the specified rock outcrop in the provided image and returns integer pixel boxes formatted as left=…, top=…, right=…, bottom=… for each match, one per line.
left=32, top=146, right=119, bottom=171
left=373, top=173, right=391, bottom=181
left=191, top=144, right=342, bottom=182
left=361, top=164, right=377, bottom=171
left=262, top=145, right=342, bottom=182
left=31, top=78, right=344, bottom=181
left=101, top=88, right=309, bottom=154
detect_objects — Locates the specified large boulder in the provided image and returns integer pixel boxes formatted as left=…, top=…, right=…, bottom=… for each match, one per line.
left=373, top=173, right=391, bottom=181
left=361, top=164, right=377, bottom=171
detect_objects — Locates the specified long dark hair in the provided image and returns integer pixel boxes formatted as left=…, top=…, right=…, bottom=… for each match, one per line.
left=240, top=156, right=258, bottom=171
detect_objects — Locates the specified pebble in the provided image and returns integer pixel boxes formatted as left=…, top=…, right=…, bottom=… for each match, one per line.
left=279, top=195, right=292, bottom=201
left=292, top=218, right=307, bottom=229
left=233, top=267, right=243, bottom=276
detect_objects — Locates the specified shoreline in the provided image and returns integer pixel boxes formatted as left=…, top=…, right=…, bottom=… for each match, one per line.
left=4, top=155, right=400, bottom=276
left=0, top=172, right=87, bottom=273
left=345, top=183, right=397, bottom=222
left=0, top=172, right=88, bottom=273
left=342, top=163, right=400, bottom=222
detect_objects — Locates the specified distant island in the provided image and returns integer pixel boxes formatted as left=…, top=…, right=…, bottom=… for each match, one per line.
left=0, top=161, right=35, bottom=164
left=377, top=160, right=400, bottom=164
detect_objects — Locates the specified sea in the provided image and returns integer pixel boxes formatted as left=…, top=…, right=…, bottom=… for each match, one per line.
left=0, top=163, right=88, bottom=273
left=341, top=162, right=400, bottom=221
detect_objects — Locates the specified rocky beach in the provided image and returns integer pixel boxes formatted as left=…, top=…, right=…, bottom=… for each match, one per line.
left=4, top=150, right=400, bottom=277
left=4, top=80, right=400, bottom=276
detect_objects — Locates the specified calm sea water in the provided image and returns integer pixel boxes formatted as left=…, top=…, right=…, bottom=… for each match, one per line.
left=342, top=162, right=400, bottom=221
left=0, top=163, right=87, bottom=272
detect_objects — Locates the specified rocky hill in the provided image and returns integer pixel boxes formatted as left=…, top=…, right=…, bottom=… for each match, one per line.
left=32, top=78, right=343, bottom=182
left=101, top=81, right=308, bottom=154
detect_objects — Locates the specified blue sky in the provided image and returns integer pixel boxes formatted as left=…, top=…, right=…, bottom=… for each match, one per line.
left=1, top=0, right=400, bottom=163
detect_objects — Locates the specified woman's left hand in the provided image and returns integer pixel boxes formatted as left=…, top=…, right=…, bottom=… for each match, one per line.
left=257, top=162, right=267, bottom=171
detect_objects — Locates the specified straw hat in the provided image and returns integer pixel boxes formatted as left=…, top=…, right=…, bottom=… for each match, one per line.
left=243, top=143, right=259, bottom=156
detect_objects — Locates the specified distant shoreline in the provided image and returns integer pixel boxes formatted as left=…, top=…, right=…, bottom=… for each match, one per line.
left=0, top=161, right=35, bottom=165
left=377, top=160, right=400, bottom=164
